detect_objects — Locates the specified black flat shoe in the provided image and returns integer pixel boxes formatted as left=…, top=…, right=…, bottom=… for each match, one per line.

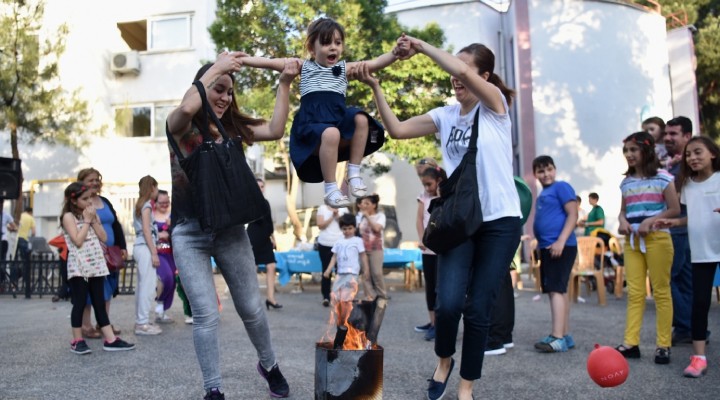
left=266, top=300, right=283, bottom=310
left=615, top=344, right=641, bottom=359
left=427, top=358, right=454, bottom=400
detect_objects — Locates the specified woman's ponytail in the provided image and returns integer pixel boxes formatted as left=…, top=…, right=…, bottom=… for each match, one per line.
left=488, top=73, right=515, bottom=107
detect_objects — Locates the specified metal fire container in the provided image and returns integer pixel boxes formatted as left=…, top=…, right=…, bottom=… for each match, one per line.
left=315, top=342, right=384, bottom=400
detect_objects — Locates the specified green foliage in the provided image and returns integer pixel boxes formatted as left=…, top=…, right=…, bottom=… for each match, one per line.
left=653, top=0, right=720, bottom=138
left=209, top=0, right=450, bottom=167
left=0, top=0, right=92, bottom=150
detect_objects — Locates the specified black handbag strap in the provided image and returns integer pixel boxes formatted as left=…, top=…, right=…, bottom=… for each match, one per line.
left=165, top=80, right=233, bottom=161
left=467, top=106, right=480, bottom=153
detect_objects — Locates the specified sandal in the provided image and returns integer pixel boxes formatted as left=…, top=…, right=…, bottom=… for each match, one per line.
left=347, top=176, right=367, bottom=198
left=96, top=324, right=121, bottom=335
left=82, top=328, right=102, bottom=339
left=324, top=189, right=351, bottom=208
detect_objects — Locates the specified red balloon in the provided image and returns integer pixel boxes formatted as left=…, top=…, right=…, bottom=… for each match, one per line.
left=587, top=344, right=629, bottom=387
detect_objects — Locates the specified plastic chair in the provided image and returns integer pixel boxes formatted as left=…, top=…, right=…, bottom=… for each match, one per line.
left=608, top=236, right=624, bottom=299
left=529, top=239, right=541, bottom=292
left=569, top=236, right=607, bottom=306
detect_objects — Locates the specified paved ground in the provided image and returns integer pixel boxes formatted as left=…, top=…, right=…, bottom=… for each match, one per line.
left=1, top=271, right=719, bottom=400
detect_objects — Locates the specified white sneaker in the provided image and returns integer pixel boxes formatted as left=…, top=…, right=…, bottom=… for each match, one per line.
left=155, top=314, right=175, bottom=324
left=184, top=317, right=194, bottom=325
left=134, top=323, right=162, bottom=335
left=485, top=347, right=507, bottom=356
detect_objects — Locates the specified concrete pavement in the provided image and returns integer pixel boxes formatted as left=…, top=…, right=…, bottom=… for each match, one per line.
left=1, top=272, right=718, bottom=399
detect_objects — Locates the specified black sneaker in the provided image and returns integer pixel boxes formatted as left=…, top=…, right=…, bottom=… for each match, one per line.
left=203, top=388, right=225, bottom=400
left=103, top=337, right=136, bottom=352
left=654, top=347, right=670, bottom=364
left=671, top=331, right=692, bottom=345
left=414, top=322, right=432, bottom=332
left=615, top=344, right=641, bottom=359
left=70, top=339, right=92, bottom=355
left=257, top=362, right=290, bottom=398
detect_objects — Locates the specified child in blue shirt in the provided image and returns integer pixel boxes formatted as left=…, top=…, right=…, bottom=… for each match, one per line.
left=532, top=155, right=578, bottom=353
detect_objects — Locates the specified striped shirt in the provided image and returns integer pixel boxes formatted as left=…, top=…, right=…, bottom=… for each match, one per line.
left=299, top=60, right=347, bottom=97
left=620, top=169, right=674, bottom=224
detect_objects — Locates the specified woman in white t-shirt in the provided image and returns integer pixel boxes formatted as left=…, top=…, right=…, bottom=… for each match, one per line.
left=316, top=204, right=350, bottom=306
left=356, top=36, right=522, bottom=400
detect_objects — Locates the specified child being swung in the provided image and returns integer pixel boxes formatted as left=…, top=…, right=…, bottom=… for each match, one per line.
left=655, top=136, right=720, bottom=377
left=323, top=213, right=369, bottom=327
left=615, top=131, right=679, bottom=364
left=241, top=17, right=401, bottom=208
left=62, top=182, right=135, bottom=354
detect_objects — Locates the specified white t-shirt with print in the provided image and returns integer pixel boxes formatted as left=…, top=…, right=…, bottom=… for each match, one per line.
left=680, top=172, right=720, bottom=262
left=428, top=94, right=521, bottom=222
left=331, top=236, right=365, bottom=275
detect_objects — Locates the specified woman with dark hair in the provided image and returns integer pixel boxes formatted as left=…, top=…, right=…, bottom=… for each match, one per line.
left=76, top=167, right=127, bottom=338
left=165, top=52, right=298, bottom=399
left=355, top=36, right=522, bottom=400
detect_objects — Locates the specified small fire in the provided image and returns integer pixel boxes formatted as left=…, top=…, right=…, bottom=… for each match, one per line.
left=321, top=280, right=374, bottom=350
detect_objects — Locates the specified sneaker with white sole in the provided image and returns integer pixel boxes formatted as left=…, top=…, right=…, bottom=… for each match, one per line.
left=683, top=355, right=707, bottom=378
left=503, top=342, right=514, bottom=349
left=414, top=322, right=432, bottom=333
left=485, top=346, right=507, bottom=356
left=70, top=339, right=92, bottom=355
left=184, top=316, right=194, bottom=325
left=134, top=323, right=162, bottom=336
left=103, top=337, right=136, bottom=351
left=534, top=336, right=568, bottom=353
left=155, top=314, right=175, bottom=324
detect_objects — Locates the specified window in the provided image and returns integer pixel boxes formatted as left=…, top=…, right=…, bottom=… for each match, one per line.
left=115, top=104, right=176, bottom=138
left=115, top=106, right=151, bottom=137
left=117, top=13, right=192, bottom=52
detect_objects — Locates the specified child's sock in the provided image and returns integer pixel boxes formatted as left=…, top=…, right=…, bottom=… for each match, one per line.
left=155, top=303, right=164, bottom=316
left=347, top=163, right=361, bottom=178
left=695, top=355, right=707, bottom=360
left=324, top=181, right=339, bottom=195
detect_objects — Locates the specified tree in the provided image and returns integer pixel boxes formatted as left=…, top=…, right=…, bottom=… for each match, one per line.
left=0, top=0, right=92, bottom=217
left=651, top=0, right=720, bottom=138
left=210, top=0, right=452, bottom=241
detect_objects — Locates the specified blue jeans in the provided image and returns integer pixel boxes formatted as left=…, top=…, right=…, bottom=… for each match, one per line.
left=670, top=232, right=692, bottom=335
left=172, top=219, right=277, bottom=391
left=435, top=217, right=521, bottom=380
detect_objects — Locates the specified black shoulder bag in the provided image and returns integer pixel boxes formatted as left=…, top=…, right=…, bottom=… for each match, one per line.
left=165, top=80, right=268, bottom=232
left=422, top=108, right=483, bottom=253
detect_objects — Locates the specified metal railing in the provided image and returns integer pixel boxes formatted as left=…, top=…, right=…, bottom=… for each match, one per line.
left=0, top=254, right=136, bottom=298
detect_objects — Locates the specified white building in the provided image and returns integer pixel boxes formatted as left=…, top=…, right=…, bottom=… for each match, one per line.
left=1, top=0, right=699, bottom=243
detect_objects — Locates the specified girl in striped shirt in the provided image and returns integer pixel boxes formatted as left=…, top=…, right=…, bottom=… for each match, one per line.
left=615, top=131, right=680, bottom=364
left=240, top=18, right=401, bottom=208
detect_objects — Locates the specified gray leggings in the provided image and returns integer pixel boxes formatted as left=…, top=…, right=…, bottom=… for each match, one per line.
left=172, top=219, right=276, bottom=391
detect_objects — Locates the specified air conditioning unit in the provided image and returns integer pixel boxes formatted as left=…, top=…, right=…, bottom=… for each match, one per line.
left=111, top=51, right=140, bottom=75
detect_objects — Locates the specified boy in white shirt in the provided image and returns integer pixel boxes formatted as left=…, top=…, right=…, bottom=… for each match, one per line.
left=323, top=213, right=369, bottom=326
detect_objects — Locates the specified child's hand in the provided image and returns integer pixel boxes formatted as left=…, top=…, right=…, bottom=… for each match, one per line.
left=653, top=218, right=674, bottom=229
left=547, top=240, right=565, bottom=258
left=83, top=205, right=96, bottom=222
left=215, top=51, right=244, bottom=74
left=395, top=33, right=420, bottom=60
left=638, top=219, right=653, bottom=236
left=279, top=58, right=302, bottom=83
left=349, top=62, right=378, bottom=87
left=618, top=221, right=632, bottom=235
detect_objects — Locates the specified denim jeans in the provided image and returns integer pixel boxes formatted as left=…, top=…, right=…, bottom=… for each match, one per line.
left=670, top=232, right=692, bottom=335
left=435, top=217, right=521, bottom=380
left=172, top=218, right=276, bottom=391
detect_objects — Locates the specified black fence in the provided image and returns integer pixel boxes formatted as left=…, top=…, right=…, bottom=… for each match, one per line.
left=0, top=254, right=136, bottom=298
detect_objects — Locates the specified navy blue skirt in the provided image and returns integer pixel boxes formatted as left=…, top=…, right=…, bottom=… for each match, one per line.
left=290, top=91, right=384, bottom=183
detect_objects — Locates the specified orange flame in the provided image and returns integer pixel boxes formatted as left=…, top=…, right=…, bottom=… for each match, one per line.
left=320, top=278, right=375, bottom=350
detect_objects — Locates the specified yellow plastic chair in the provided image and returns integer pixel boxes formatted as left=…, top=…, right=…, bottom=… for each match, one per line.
left=609, top=236, right=624, bottom=299
left=569, top=236, right=607, bottom=306
left=529, top=239, right=542, bottom=292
